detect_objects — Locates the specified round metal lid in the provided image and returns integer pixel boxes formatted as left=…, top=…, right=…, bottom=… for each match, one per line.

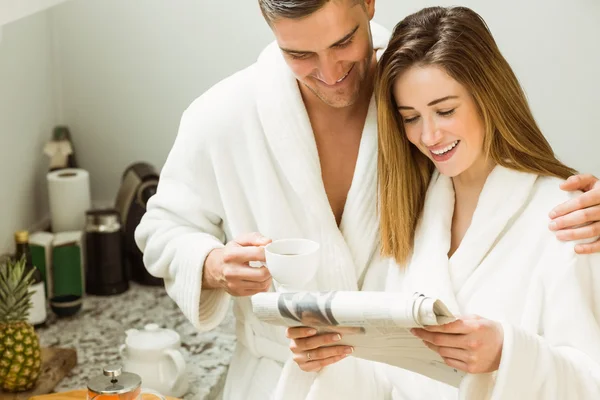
left=85, top=209, right=121, bottom=232
left=87, top=365, right=141, bottom=395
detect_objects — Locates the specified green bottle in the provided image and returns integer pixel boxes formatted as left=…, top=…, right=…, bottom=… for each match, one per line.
left=14, top=230, right=48, bottom=327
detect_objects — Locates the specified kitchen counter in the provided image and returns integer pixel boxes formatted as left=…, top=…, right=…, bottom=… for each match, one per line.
left=37, top=282, right=236, bottom=400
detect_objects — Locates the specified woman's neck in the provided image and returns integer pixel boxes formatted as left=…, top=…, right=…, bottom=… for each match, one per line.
left=448, top=157, right=496, bottom=258
left=452, top=157, right=496, bottom=201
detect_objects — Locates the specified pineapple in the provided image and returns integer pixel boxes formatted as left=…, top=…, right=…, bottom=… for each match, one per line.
left=0, top=257, right=42, bottom=392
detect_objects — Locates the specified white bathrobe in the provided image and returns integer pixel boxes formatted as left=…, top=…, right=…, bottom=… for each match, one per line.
left=381, top=166, right=600, bottom=399
left=135, top=23, right=391, bottom=400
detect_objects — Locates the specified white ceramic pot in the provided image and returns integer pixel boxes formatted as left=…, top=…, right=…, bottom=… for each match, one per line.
left=119, top=323, right=189, bottom=398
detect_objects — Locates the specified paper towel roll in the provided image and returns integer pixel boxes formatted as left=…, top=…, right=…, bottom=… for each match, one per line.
left=47, top=168, right=92, bottom=233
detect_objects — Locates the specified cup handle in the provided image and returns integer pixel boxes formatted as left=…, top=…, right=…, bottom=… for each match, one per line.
left=118, top=344, right=126, bottom=357
left=161, top=348, right=187, bottom=391
left=140, top=388, right=166, bottom=400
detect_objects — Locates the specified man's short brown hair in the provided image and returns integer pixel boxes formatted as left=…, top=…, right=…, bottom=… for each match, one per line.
left=258, top=0, right=363, bottom=24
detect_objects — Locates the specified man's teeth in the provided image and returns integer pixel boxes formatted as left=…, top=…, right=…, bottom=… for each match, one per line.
left=431, top=140, right=459, bottom=155
left=336, top=70, right=350, bottom=83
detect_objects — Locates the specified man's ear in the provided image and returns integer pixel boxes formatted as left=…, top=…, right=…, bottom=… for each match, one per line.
left=364, top=0, right=375, bottom=20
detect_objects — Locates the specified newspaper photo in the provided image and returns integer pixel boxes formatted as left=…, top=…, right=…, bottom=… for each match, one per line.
left=251, top=291, right=466, bottom=387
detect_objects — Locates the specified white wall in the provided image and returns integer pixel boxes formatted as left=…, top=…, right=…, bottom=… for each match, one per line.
left=0, top=11, right=57, bottom=254
left=0, top=0, right=69, bottom=26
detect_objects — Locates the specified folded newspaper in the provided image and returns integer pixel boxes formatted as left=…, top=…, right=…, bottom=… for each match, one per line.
left=251, top=291, right=466, bottom=387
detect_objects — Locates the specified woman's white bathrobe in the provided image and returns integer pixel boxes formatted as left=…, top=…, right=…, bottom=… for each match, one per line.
left=134, top=23, right=391, bottom=400
left=380, top=166, right=600, bottom=399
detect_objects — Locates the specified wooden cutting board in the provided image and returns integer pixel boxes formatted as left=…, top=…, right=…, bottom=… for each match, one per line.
left=0, top=347, right=77, bottom=400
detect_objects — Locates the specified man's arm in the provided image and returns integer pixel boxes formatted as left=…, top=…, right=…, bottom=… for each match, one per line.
left=549, top=174, right=600, bottom=254
left=134, top=103, right=229, bottom=331
left=135, top=100, right=271, bottom=332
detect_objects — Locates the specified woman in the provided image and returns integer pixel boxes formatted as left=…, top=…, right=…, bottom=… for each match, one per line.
left=287, top=6, right=600, bottom=399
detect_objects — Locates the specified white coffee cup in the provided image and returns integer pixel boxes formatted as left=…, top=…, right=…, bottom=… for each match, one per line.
left=263, top=239, right=320, bottom=287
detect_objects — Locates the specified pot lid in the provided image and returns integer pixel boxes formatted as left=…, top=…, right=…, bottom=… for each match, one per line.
left=125, top=323, right=180, bottom=351
left=88, top=366, right=141, bottom=394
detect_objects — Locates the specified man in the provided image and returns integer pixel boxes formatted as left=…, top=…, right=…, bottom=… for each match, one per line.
left=135, top=1, right=600, bottom=399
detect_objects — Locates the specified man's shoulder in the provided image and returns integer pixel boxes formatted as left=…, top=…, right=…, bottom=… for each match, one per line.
left=175, top=40, right=284, bottom=148
left=187, top=39, right=285, bottom=120
left=187, top=64, right=258, bottom=117
left=176, top=63, right=261, bottom=148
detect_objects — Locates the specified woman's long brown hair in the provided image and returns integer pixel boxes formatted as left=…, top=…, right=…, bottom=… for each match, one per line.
left=377, top=6, right=576, bottom=264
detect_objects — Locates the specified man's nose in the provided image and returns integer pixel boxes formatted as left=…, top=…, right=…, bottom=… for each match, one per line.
left=316, top=54, right=344, bottom=86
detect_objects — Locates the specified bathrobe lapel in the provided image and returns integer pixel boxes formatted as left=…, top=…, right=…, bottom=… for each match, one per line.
left=407, top=167, right=538, bottom=314
left=254, top=42, right=382, bottom=291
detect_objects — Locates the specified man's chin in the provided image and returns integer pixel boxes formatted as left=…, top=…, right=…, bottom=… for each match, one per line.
left=300, top=80, right=361, bottom=109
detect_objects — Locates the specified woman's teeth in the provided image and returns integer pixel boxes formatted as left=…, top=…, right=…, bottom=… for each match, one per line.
left=431, top=140, right=459, bottom=155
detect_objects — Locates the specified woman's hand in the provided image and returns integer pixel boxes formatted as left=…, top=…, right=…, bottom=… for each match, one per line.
left=286, top=327, right=354, bottom=372
left=411, top=315, right=504, bottom=374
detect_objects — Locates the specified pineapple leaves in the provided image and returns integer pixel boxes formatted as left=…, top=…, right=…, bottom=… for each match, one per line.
left=0, top=257, right=35, bottom=323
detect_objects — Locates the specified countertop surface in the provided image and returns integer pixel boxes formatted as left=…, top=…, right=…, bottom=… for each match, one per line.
left=36, top=282, right=236, bottom=400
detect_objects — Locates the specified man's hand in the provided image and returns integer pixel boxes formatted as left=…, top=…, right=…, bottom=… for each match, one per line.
left=202, top=232, right=273, bottom=296
left=411, top=315, right=504, bottom=374
left=549, top=174, right=600, bottom=254
left=286, top=327, right=353, bottom=372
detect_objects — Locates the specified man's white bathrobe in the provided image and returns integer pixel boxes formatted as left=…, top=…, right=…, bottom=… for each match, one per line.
left=380, top=166, right=600, bottom=399
left=135, top=23, right=391, bottom=400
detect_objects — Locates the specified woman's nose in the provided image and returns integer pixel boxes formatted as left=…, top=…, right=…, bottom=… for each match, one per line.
left=421, top=118, right=443, bottom=146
